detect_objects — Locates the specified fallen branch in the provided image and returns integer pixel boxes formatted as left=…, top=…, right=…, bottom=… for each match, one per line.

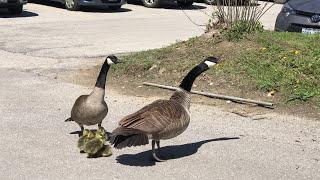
left=143, top=82, right=274, bottom=109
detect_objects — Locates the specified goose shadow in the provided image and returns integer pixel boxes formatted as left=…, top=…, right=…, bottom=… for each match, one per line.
left=116, top=137, right=239, bottom=166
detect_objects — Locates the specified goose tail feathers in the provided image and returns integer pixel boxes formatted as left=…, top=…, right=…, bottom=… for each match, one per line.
left=109, top=127, right=149, bottom=149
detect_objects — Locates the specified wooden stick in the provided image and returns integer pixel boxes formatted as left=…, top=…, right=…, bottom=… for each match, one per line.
left=143, top=82, right=274, bottom=108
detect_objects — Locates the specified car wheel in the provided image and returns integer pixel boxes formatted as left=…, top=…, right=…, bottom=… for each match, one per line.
left=203, top=0, right=216, bottom=5
left=274, top=0, right=286, bottom=4
left=109, top=5, right=122, bottom=10
left=142, top=0, right=161, bottom=8
left=177, top=0, right=193, bottom=8
left=65, top=0, right=80, bottom=11
left=8, top=5, right=23, bottom=15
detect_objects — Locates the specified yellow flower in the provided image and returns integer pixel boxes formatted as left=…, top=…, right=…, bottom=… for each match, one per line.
left=282, top=56, right=287, bottom=59
left=260, top=47, right=267, bottom=51
left=292, top=50, right=300, bottom=55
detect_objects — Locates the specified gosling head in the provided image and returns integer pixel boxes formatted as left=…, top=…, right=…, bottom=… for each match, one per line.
left=82, top=129, right=90, bottom=137
left=202, top=56, right=220, bottom=68
left=106, top=55, right=121, bottom=65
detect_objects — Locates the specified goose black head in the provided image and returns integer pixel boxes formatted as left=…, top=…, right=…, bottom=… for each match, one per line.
left=106, top=55, right=121, bottom=65
left=202, top=56, right=220, bottom=68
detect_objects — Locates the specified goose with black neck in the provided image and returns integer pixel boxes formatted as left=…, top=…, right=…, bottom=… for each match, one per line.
left=109, top=56, right=220, bottom=162
left=65, top=55, right=121, bottom=134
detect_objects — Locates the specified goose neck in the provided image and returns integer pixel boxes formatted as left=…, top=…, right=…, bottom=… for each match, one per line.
left=179, top=63, right=208, bottom=92
left=95, top=61, right=110, bottom=89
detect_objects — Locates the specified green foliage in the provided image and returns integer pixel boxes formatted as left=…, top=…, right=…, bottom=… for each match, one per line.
left=222, top=21, right=263, bottom=41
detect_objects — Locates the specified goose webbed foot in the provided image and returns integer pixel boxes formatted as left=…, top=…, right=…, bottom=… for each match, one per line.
left=152, top=140, right=166, bottom=162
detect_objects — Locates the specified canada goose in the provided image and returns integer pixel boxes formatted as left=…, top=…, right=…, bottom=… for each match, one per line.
left=65, top=55, right=121, bottom=134
left=109, top=57, right=220, bottom=161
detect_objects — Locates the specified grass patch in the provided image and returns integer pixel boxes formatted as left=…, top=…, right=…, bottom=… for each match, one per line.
left=111, top=31, right=320, bottom=108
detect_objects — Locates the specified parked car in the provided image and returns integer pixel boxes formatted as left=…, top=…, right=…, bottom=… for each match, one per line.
left=140, top=0, right=193, bottom=8
left=202, top=0, right=287, bottom=5
left=47, top=0, right=126, bottom=11
left=0, top=0, right=27, bottom=14
left=275, top=0, right=320, bottom=34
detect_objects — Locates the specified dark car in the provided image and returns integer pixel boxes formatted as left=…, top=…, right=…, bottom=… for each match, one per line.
left=0, top=0, right=27, bottom=14
left=275, top=0, right=320, bottom=34
left=139, top=0, right=193, bottom=8
left=49, top=0, right=126, bottom=11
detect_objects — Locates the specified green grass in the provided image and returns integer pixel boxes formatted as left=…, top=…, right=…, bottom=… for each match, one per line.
left=111, top=31, right=320, bottom=107
left=241, top=32, right=320, bottom=103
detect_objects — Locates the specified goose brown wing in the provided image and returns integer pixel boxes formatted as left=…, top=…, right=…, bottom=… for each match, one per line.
left=118, top=100, right=186, bottom=134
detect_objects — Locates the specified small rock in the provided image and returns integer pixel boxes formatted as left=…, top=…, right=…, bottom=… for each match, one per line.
left=267, top=90, right=276, bottom=97
left=149, top=64, right=158, bottom=71
left=138, top=86, right=142, bottom=88
left=226, top=100, right=231, bottom=104
left=209, top=82, right=214, bottom=86
left=159, top=68, right=166, bottom=75
left=122, top=86, right=125, bottom=89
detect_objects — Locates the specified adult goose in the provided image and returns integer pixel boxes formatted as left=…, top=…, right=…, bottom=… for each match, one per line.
left=109, top=56, right=220, bottom=161
left=65, top=55, right=121, bottom=134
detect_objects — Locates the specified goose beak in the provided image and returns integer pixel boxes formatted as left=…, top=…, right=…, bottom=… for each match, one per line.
left=116, top=60, right=123, bottom=64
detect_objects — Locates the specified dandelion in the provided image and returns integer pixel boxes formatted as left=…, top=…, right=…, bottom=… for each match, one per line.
left=291, top=50, right=300, bottom=55
left=260, top=47, right=267, bottom=51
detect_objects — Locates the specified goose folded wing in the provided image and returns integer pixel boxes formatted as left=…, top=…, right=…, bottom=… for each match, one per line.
left=118, top=100, right=185, bottom=134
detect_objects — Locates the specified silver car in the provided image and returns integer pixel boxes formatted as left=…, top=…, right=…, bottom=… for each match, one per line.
left=275, top=0, right=320, bottom=34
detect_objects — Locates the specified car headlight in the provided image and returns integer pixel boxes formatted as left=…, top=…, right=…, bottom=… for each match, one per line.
left=282, top=3, right=296, bottom=17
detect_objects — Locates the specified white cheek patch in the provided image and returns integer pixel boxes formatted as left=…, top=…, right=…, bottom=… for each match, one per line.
left=204, top=61, right=216, bottom=67
left=107, top=58, right=114, bottom=65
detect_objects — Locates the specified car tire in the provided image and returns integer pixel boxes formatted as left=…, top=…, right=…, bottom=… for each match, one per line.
left=177, top=0, right=193, bottom=8
left=109, top=5, right=122, bottom=10
left=8, top=5, right=23, bottom=15
left=65, top=0, right=80, bottom=11
left=142, top=0, right=161, bottom=8
left=203, top=0, right=216, bottom=5
left=274, top=0, right=286, bottom=4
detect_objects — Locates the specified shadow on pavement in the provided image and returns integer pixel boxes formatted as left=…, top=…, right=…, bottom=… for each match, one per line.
left=81, top=7, right=132, bottom=13
left=127, top=0, right=207, bottom=10
left=0, top=10, right=39, bottom=18
left=116, top=137, right=240, bottom=166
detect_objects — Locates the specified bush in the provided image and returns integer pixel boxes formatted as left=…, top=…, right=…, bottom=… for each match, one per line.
left=207, top=0, right=274, bottom=40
